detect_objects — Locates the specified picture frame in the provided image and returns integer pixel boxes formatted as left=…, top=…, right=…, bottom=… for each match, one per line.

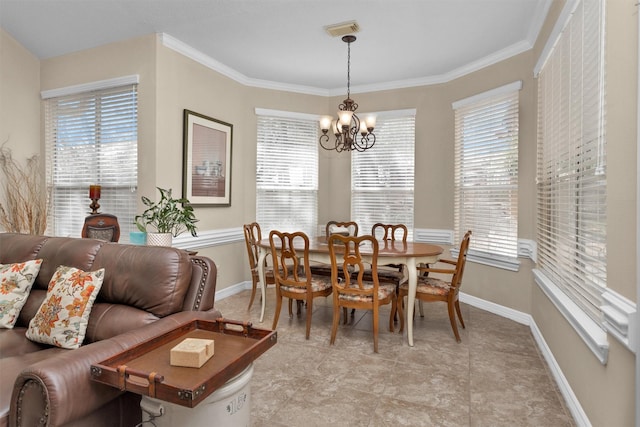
left=183, top=109, right=233, bottom=206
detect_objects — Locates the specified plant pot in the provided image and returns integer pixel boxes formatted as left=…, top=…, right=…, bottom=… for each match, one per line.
left=146, top=232, right=172, bottom=247
left=129, top=231, right=147, bottom=245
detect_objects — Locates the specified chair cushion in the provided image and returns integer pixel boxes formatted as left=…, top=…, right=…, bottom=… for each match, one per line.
left=26, top=265, right=104, bottom=349
left=356, top=268, right=406, bottom=285
left=338, top=282, right=396, bottom=302
left=400, top=276, right=451, bottom=296
left=280, top=275, right=332, bottom=293
left=0, top=259, right=43, bottom=328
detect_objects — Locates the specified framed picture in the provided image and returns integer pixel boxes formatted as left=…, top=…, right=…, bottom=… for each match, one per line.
left=183, top=109, right=233, bottom=206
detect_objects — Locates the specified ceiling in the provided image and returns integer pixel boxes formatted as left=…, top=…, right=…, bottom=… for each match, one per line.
left=0, top=0, right=551, bottom=95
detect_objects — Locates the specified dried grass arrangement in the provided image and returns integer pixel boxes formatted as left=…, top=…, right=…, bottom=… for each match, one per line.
left=0, top=143, right=49, bottom=234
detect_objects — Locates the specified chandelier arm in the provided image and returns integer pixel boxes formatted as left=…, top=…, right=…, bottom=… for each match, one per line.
left=319, top=132, right=333, bottom=150
left=353, top=133, right=376, bottom=151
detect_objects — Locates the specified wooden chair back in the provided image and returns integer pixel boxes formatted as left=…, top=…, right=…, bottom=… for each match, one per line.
left=82, top=213, right=120, bottom=242
left=243, top=222, right=275, bottom=310
left=243, top=222, right=262, bottom=273
left=328, top=234, right=379, bottom=299
left=451, top=230, right=472, bottom=292
left=372, top=223, right=407, bottom=242
left=325, top=220, right=358, bottom=237
left=269, top=230, right=311, bottom=292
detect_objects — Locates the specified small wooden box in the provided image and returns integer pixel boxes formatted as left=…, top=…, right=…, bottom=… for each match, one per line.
left=170, top=338, right=214, bottom=368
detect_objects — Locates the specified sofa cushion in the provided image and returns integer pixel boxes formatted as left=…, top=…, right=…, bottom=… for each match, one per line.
left=84, top=303, right=159, bottom=343
left=92, top=244, right=193, bottom=317
left=0, top=327, right=49, bottom=357
left=26, top=266, right=105, bottom=349
left=0, top=259, right=43, bottom=328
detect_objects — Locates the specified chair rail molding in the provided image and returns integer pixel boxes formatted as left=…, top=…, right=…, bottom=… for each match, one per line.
left=413, top=228, right=454, bottom=245
left=173, top=227, right=244, bottom=250
left=533, top=268, right=609, bottom=364
left=517, top=238, right=537, bottom=262
left=601, top=289, right=637, bottom=353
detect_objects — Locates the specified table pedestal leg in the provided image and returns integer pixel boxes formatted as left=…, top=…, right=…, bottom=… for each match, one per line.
left=257, top=248, right=268, bottom=323
left=406, top=258, right=417, bottom=347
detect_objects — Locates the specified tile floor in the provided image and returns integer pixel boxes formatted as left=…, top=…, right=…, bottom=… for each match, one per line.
left=214, top=289, right=575, bottom=427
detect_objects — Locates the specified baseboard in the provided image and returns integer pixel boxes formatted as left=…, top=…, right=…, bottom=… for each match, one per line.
left=529, top=320, right=592, bottom=426
left=215, top=281, right=252, bottom=301
left=459, top=292, right=590, bottom=427
left=459, top=292, right=530, bottom=325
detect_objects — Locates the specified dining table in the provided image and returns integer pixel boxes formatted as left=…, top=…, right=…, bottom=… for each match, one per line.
left=256, top=236, right=443, bottom=347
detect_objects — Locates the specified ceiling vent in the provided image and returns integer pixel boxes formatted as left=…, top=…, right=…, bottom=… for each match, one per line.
left=324, top=21, right=360, bottom=38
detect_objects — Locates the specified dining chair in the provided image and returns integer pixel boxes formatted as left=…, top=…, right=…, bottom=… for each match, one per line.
left=81, top=213, right=120, bottom=242
left=243, top=222, right=276, bottom=310
left=269, top=230, right=332, bottom=339
left=358, top=223, right=408, bottom=286
left=397, top=230, right=472, bottom=342
left=325, top=220, right=358, bottom=238
left=310, top=220, right=360, bottom=278
left=328, top=234, right=397, bottom=353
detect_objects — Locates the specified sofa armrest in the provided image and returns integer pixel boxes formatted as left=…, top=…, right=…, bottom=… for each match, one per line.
left=10, top=310, right=221, bottom=426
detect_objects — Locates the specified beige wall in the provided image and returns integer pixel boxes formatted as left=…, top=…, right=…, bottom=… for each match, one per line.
left=1, top=0, right=636, bottom=422
left=0, top=28, right=40, bottom=164
left=154, top=42, right=328, bottom=288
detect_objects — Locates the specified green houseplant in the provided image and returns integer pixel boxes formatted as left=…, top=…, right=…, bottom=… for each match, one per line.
left=134, top=187, right=198, bottom=245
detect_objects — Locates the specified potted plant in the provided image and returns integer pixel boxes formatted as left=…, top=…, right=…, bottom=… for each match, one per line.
left=134, top=187, right=198, bottom=246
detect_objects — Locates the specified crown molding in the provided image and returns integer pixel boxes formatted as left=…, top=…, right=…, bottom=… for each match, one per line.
left=160, top=30, right=538, bottom=97
left=160, top=33, right=329, bottom=97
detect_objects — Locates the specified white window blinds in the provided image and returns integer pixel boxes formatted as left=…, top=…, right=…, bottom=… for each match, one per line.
left=44, top=84, right=138, bottom=241
left=536, top=0, right=606, bottom=323
left=453, top=83, right=520, bottom=258
left=351, top=113, right=415, bottom=237
left=256, top=114, right=318, bottom=237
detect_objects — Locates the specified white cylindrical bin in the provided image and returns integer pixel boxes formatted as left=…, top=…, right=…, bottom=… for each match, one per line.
left=141, top=363, right=253, bottom=427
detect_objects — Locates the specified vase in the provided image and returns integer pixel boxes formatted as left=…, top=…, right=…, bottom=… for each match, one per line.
left=146, top=232, right=173, bottom=247
left=129, top=231, right=147, bottom=245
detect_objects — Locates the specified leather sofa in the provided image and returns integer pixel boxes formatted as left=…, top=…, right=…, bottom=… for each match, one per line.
left=0, top=233, right=221, bottom=427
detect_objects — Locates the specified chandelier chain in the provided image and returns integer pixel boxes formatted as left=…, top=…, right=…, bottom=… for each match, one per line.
left=346, top=40, right=351, bottom=100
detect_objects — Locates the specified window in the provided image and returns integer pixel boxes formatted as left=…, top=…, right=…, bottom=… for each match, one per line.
left=535, top=0, right=606, bottom=326
left=43, top=77, right=138, bottom=241
left=351, top=111, right=415, bottom=237
left=453, top=82, right=521, bottom=261
left=256, top=110, right=318, bottom=237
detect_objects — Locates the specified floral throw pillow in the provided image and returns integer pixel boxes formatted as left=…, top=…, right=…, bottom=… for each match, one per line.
left=0, top=259, right=43, bottom=328
left=26, top=265, right=105, bottom=349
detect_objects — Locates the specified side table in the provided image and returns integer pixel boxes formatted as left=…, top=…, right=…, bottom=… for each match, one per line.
left=91, top=318, right=276, bottom=425
left=141, top=364, right=254, bottom=426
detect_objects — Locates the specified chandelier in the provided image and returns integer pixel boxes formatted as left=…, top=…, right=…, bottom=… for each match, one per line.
left=319, top=35, right=376, bottom=152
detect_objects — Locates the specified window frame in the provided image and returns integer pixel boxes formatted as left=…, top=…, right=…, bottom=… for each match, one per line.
left=42, top=75, right=139, bottom=242
left=533, top=0, right=609, bottom=363
left=452, top=81, right=522, bottom=271
left=350, top=109, right=416, bottom=238
left=255, top=108, right=319, bottom=237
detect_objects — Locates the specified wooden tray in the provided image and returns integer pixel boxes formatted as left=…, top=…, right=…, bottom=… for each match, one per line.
left=90, top=318, right=277, bottom=407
